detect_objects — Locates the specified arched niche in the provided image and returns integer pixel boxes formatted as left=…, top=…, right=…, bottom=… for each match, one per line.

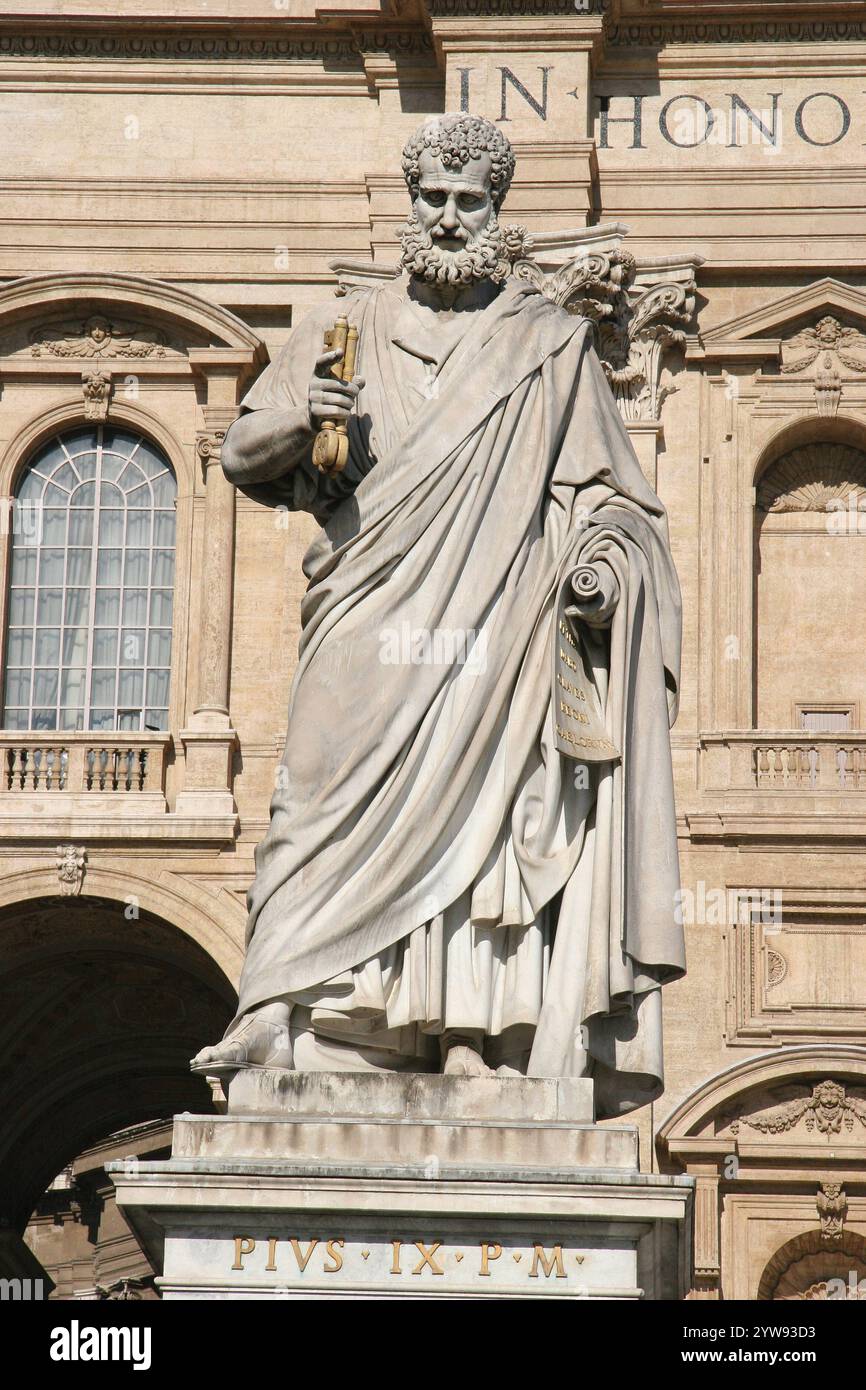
left=753, top=437, right=866, bottom=730
left=758, top=1229, right=866, bottom=1300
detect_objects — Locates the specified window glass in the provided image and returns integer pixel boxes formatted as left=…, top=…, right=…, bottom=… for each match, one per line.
left=3, top=426, right=176, bottom=732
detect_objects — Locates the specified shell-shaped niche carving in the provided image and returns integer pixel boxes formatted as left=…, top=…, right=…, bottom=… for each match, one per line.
left=758, top=1230, right=866, bottom=1299
left=756, top=443, right=866, bottom=512
left=774, top=1253, right=866, bottom=1299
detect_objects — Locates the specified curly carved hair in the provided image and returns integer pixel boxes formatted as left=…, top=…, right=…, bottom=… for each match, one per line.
left=401, top=114, right=516, bottom=210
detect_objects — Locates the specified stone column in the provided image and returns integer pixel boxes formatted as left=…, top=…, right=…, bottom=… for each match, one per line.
left=194, top=419, right=235, bottom=721
left=176, top=348, right=257, bottom=822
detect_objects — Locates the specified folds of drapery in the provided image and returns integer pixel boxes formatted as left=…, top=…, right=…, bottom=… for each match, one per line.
left=227, top=278, right=684, bottom=1117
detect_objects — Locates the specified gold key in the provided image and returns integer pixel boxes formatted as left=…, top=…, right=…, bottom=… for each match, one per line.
left=312, top=316, right=359, bottom=475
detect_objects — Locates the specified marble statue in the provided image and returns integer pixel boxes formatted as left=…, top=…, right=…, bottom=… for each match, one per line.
left=192, top=113, right=684, bottom=1117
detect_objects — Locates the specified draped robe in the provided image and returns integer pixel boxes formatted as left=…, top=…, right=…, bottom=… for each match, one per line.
left=227, top=274, right=684, bottom=1118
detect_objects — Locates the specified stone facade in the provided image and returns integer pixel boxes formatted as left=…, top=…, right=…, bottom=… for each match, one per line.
left=1, top=0, right=865, bottom=1299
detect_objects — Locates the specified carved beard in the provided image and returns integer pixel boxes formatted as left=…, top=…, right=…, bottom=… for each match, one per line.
left=398, top=213, right=504, bottom=286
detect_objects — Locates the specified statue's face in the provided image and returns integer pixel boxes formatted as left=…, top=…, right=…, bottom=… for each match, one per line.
left=413, top=150, right=495, bottom=250
left=399, top=148, right=503, bottom=289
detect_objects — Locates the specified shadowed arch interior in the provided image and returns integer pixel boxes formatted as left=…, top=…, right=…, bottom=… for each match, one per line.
left=0, top=894, right=235, bottom=1232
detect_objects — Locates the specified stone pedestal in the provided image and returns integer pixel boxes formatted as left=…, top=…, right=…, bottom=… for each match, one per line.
left=113, top=1073, right=693, bottom=1300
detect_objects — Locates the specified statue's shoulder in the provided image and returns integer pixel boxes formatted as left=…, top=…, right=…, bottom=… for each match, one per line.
left=508, top=279, right=592, bottom=344
left=294, top=279, right=393, bottom=340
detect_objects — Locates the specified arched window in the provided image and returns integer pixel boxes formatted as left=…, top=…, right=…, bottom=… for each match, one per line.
left=3, top=426, right=176, bottom=732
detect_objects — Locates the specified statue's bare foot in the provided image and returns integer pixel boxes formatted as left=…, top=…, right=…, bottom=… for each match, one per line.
left=190, top=1009, right=292, bottom=1076
left=442, top=1043, right=493, bottom=1078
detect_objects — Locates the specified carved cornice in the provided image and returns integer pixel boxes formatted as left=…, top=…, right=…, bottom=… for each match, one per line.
left=428, top=1, right=604, bottom=14
left=0, top=32, right=362, bottom=64
left=351, top=29, right=435, bottom=58
left=605, top=17, right=866, bottom=45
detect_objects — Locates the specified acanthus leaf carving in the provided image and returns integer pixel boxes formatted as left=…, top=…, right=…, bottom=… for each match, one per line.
left=508, top=235, right=699, bottom=422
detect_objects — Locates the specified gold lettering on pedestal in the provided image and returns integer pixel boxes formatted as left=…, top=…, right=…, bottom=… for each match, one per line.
left=559, top=648, right=578, bottom=673
left=324, top=1240, right=345, bottom=1273
left=289, top=1238, right=319, bottom=1272
left=232, top=1236, right=255, bottom=1270
left=529, top=1244, right=566, bottom=1279
left=226, top=1234, right=586, bottom=1280
left=412, top=1241, right=444, bottom=1275
left=558, top=619, right=577, bottom=649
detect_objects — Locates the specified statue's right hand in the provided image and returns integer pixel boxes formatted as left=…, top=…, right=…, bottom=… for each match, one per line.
left=307, top=348, right=365, bottom=427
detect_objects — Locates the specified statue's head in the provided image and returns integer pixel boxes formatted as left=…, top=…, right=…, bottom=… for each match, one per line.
left=399, top=114, right=516, bottom=288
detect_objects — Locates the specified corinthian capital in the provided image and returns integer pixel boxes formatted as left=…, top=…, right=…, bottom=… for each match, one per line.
left=513, top=226, right=702, bottom=422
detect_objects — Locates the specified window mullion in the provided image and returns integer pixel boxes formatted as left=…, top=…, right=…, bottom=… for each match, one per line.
left=82, top=428, right=101, bottom=730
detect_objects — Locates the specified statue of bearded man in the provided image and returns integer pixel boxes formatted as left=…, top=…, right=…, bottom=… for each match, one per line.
left=192, top=114, right=685, bottom=1118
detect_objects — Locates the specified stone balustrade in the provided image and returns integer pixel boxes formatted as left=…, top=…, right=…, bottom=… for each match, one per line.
left=0, top=733, right=171, bottom=795
left=700, top=732, right=866, bottom=793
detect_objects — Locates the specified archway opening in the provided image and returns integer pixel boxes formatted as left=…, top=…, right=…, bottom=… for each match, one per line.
left=0, top=894, right=235, bottom=1295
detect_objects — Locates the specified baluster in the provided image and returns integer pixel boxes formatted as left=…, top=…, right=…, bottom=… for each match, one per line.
left=805, top=744, right=816, bottom=789
left=797, top=745, right=808, bottom=788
